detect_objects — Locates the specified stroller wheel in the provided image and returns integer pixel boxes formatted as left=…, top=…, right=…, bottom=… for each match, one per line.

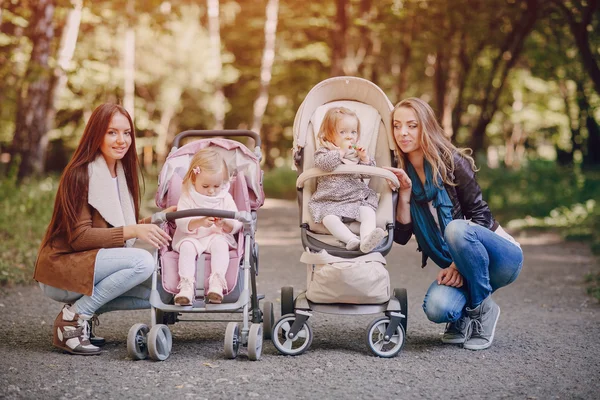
left=393, top=288, right=408, bottom=334
left=262, top=301, right=274, bottom=340
left=224, top=322, right=240, bottom=359
left=366, top=316, right=405, bottom=358
left=281, top=286, right=294, bottom=316
left=247, top=323, right=263, bottom=361
left=272, top=314, right=313, bottom=356
left=148, top=324, right=172, bottom=361
left=127, top=323, right=149, bottom=360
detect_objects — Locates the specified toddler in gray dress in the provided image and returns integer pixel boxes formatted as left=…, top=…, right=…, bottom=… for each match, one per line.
left=308, top=107, right=386, bottom=253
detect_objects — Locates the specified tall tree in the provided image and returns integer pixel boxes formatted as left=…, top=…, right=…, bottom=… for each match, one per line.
left=123, top=0, right=135, bottom=119
left=207, top=0, right=225, bottom=129
left=552, top=0, right=600, bottom=95
left=46, top=0, right=82, bottom=149
left=12, top=0, right=55, bottom=179
left=251, top=0, right=279, bottom=138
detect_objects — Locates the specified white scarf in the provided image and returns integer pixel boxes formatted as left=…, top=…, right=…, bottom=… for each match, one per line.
left=188, top=181, right=231, bottom=208
left=88, top=155, right=137, bottom=247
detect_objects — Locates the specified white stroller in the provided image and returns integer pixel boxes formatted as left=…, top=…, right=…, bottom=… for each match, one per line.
left=271, top=76, right=408, bottom=358
left=126, top=130, right=274, bottom=361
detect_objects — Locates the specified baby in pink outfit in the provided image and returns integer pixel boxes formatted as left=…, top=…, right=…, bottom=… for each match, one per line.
left=172, top=148, right=242, bottom=305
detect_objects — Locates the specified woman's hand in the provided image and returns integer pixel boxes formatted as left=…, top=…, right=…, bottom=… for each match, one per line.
left=437, top=263, right=464, bottom=288
left=132, top=224, right=171, bottom=248
left=383, top=166, right=412, bottom=197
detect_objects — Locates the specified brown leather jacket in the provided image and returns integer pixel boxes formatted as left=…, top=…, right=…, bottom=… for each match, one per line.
left=33, top=203, right=124, bottom=296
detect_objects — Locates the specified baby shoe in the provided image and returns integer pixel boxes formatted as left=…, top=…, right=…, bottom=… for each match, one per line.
left=174, top=277, right=195, bottom=305
left=207, top=273, right=228, bottom=304
left=53, top=305, right=100, bottom=355
left=345, top=237, right=360, bottom=251
left=360, top=227, right=386, bottom=253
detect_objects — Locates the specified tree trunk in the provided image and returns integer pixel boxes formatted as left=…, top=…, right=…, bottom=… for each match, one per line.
left=207, top=0, right=225, bottom=130
left=251, top=0, right=279, bottom=140
left=554, top=0, right=600, bottom=95
left=45, top=0, right=82, bottom=164
left=123, top=0, right=135, bottom=119
left=12, top=0, right=55, bottom=179
left=469, top=0, right=538, bottom=153
left=330, top=0, right=348, bottom=76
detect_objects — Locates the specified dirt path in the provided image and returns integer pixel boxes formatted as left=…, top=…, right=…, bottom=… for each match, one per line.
left=1, top=199, right=598, bottom=399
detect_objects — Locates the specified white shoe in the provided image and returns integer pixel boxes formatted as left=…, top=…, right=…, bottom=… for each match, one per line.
left=345, top=237, right=360, bottom=251
left=360, top=228, right=386, bottom=253
left=206, top=273, right=228, bottom=304
left=174, top=277, right=195, bottom=305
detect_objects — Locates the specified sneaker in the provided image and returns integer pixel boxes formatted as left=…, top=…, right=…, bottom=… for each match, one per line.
left=464, top=295, right=501, bottom=350
left=345, top=237, right=360, bottom=251
left=206, top=273, right=228, bottom=304
left=441, top=313, right=470, bottom=344
left=52, top=305, right=101, bottom=355
left=89, top=314, right=106, bottom=347
left=174, top=277, right=195, bottom=305
left=360, top=227, right=386, bottom=253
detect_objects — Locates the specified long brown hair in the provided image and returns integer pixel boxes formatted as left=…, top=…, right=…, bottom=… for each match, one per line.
left=41, top=104, right=141, bottom=247
left=392, top=97, right=476, bottom=186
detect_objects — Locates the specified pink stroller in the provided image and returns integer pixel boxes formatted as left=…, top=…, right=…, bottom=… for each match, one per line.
left=126, top=130, right=274, bottom=361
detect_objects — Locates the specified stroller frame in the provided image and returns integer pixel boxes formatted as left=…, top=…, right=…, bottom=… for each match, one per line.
left=271, top=77, right=408, bottom=358
left=127, top=130, right=274, bottom=362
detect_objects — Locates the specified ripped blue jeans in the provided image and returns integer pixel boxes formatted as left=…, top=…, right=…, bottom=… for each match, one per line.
left=422, top=219, right=523, bottom=323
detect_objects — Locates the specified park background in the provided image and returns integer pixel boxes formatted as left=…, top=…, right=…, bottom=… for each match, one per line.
left=0, top=0, right=598, bottom=297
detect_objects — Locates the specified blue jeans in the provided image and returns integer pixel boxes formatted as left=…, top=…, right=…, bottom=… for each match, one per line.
left=41, top=248, right=161, bottom=316
left=422, top=220, right=523, bottom=323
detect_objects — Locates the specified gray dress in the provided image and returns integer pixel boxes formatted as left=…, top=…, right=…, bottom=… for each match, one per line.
left=308, top=147, right=379, bottom=223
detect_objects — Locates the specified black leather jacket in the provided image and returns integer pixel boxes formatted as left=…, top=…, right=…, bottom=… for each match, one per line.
left=393, top=152, right=498, bottom=266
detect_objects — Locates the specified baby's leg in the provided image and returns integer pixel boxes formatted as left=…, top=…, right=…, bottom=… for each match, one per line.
left=322, top=214, right=360, bottom=250
left=175, top=241, right=198, bottom=305
left=357, top=206, right=377, bottom=238
left=206, top=236, right=230, bottom=303
left=178, top=241, right=198, bottom=279
left=357, top=206, right=385, bottom=253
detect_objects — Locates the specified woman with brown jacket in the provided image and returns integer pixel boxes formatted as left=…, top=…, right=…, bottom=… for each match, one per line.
left=34, top=103, right=173, bottom=355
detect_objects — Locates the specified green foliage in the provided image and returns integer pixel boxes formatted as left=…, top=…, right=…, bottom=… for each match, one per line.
left=0, top=174, right=58, bottom=285
left=584, top=272, right=600, bottom=302
left=262, top=165, right=298, bottom=200
left=478, top=160, right=600, bottom=254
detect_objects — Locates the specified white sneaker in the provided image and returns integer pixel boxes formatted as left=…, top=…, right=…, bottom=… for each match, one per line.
left=360, top=228, right=386, bottom=253
left=207, top=273, right=228, bottom=304
left=345, top=237, right=360, bottom=251
left=174, top=277, right=195, bottom=305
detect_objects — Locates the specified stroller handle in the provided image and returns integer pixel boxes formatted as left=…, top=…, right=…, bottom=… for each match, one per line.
left=172, top=130, right=261, bottom=149
left=152, top=209, right=252, bottom=224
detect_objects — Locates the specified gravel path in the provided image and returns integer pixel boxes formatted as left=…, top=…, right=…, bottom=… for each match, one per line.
left=1, top=199, right=598, bottom=399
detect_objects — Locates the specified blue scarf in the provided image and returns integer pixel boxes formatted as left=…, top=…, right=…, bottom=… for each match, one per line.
left=406, top=160, right=453, bottom=268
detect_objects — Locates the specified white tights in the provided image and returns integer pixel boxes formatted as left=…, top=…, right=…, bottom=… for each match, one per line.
left=321, top=206, right=376, bottom=245
left=178, top=237, right=229, bottom=282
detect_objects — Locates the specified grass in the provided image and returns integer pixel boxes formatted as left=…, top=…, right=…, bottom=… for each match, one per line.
left=0, top=174, right=58, bottom=286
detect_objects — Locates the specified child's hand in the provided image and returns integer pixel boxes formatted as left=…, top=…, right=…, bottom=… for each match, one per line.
left=324, top=141, right=345, bottom=157
left=214, top=217, right=224, bottom=228
left=198, top=216, right=217, bottom=228
left=355, top=145, right=369, bottom=162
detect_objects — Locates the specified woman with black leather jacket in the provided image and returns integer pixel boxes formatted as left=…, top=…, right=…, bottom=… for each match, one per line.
left=384, top=98, right=523, bottom=351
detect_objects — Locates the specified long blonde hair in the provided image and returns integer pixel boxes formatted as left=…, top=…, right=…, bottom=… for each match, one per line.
left=182, top=148, right=229, bottom=192
left=317, top=106, right=361, bottom=148
left=392, top=98, right=476, bottom=186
